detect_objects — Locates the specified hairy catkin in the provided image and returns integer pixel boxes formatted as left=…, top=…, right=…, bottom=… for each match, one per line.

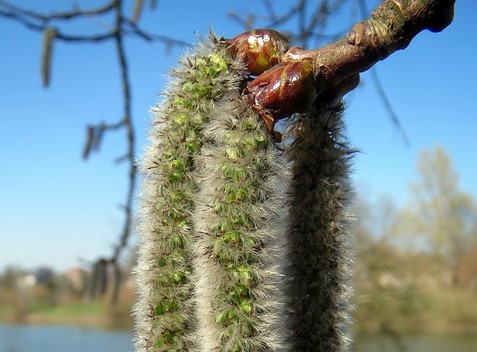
left=191, top=93, right=290, bottom=352
left=133, top=36, right=244, bottom=352
left=284, top=102, right=355, bottom=352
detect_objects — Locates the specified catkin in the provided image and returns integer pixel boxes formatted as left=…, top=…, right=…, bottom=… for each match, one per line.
left=41, top=27, right=56, bottom=87
left=283, top=101, right=355, bottom=352
left=192, top=93, right=290, bottom=351
left=133, top=36, right=243, bottom=352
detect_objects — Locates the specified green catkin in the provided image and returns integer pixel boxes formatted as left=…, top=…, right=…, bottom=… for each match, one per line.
left=192, top=93, right=290, bottom=351
left=284, top=101, right=355, bottom=352
left=134, top=36, right=244, bottom=352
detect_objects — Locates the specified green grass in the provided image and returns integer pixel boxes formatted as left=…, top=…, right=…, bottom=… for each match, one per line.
left=0, top=303, right=8, bottom=316
left=29, top=300, right=106, bottom=316
left=0, top=299, right=132, bottom=330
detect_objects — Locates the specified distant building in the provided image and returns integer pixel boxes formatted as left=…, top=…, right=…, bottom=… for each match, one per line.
left=16, top=267, right=55, bottom=288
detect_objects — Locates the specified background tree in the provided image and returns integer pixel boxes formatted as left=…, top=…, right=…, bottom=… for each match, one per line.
left=397, top=146, right=477, bottom=286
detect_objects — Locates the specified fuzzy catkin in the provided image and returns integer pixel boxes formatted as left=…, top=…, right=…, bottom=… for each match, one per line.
left=192, top=93, right=290, bottom=351
left=284, top=101, right=355, bottom=352
left=134, top=36, right=244, bottom=352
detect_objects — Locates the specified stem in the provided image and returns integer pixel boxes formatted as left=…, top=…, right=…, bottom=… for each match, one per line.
left=282, top=0, right=455, bottom=92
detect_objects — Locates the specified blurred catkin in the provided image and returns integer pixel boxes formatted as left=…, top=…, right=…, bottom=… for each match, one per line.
left=41, top=27, right=56, bottom=87
left=284, top=101, right=355, bottom=352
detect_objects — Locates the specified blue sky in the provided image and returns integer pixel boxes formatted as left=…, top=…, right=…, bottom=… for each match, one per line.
left=1, top=0, right=475, bottom=272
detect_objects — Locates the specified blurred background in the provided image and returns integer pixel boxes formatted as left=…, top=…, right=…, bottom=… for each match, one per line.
left=1, top=0, right=476, bottom=351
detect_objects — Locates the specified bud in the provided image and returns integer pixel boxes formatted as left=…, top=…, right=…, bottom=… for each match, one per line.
left=222, top=29, right=290, bottom=75
left=244, top=58, right=317, bottom=139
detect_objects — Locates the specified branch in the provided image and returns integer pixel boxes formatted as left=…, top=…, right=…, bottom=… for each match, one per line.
left=0, top=4, right=116, bottom=42
left=232, top=0, right=348, bottom=47
left=123, top=19, right=189, bottom=47
left=1, top=0, right=193, bottom=306
left=102, top=0, right=136, bottom=305
left=0, top=1, right=115, bottom=21
left=285, top=0, right=455, bottom=93
left=369, top=67, right=410, bottom=146
left=0, top=1, right=186, bottom=45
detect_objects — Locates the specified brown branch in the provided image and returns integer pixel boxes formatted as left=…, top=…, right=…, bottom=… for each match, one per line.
left=369, top=67, right=410, bottom=146
left=123, top=19, right=189, bottom=47
left=285, top=0, right=455, bottom=94
left=108, top=0, right=136, bottom=305
left=0, top=1, right=186, bottom=45
left=0, top=1, right=115, bottom=22
left=237, top=0, right=454, bottom=141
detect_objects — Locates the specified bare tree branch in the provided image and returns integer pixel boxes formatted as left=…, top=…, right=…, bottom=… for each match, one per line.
left=123, top=19, right=189, bottom=46
left=0, top=0, right=189, bottom=304
left=369, top=68, right=410, bottom=146
left=0, top=1, right=115, bottom=22
left=109, top=0, right=136, bottom=304
left=261, top=0, right=302, bottom=28
left=0, top=1, right=188, bottom=45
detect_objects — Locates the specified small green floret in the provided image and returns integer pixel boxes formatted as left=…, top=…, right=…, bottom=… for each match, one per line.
left=155, top=299, right=179, bottom=316
left=240, top=300, right=253, bottom=315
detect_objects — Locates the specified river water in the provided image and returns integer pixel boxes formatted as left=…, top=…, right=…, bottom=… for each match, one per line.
left=1, top=324, right=477, bottom=351
left=0, top=324, right=133, bottom=352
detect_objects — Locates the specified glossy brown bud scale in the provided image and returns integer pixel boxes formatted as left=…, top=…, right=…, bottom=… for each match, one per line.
left=222, top=29, right=290, bottom=75
left=243, top=58, right=317, bottom=140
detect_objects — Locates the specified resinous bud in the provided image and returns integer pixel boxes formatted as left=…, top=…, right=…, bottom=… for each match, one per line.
left=222, top=29, right=290, bottom=75
left=244, top=58, right=317, bottom=135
